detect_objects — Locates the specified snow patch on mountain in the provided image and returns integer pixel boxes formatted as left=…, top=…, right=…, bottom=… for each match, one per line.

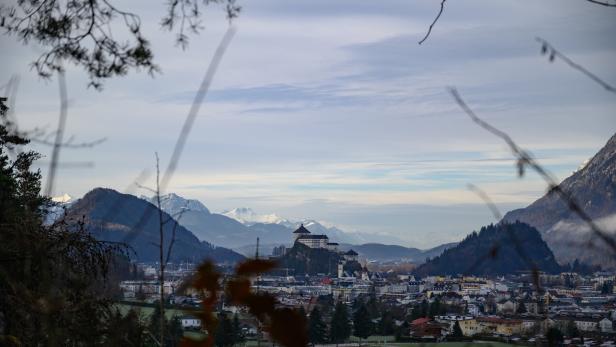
left=222, top=207, right=286, bottom=225
left=142, top=193, right=210, bottom=216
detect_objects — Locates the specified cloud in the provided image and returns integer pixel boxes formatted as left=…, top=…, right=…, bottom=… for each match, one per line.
left=2, top=0, right=615, bottom=247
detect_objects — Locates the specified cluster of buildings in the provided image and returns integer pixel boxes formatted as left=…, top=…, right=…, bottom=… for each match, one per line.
left=116, top=227, right=616, bottom=344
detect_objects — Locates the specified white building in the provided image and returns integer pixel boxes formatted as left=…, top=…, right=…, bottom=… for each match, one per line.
left=180, top=316, right=201, bottom=329
left=293, top=224, right=331, bottom=249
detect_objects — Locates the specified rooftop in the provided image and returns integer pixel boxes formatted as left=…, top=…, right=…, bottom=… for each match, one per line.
left=293, top=224, right=311, bottom=234
left=297, top=234, right=328, bottom=240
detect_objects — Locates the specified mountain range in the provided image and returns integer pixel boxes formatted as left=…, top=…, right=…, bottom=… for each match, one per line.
left=337, top=243, right=457, bottom=263
left=67, top=188, right=243, bottom=263
left=144, top=194, right=457, bottom=262
left=144, top=195, right=370, bottom=248
left=503, top=133, right=616, bottom=268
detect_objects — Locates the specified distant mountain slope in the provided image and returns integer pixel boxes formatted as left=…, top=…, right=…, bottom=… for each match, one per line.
left=414, top=222, right=561, bottom=276
left=68, top=188, right=243, bottom=263
left=337, top=242, right=457, bottom=263
left=502, top=133, right=616, bottom=267
left=151, top=193, right=210, bottom=215
left=149, top=194, right=366, bottom=247
left=222, top=207, right=285, bottom=225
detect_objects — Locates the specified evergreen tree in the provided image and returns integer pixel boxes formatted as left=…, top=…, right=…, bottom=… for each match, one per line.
left=149, top=301, right=167, bottom=340
left=378, top=311, right=394, bottom=336
left=395, top=321, right=409, bottom=342
left=451, top=321, right=464, bottom=338
left=104, top=309, right=147, bottom=346
left=0, top=97, right=127, bottom=345
left=232, top=313, right=245, bottom=345
left=353, top=303, right=372, bottom=343
left=308, top=307, right=328, bottom=346
left=545, top=327, right=564, bottom=347
left=366, top=295, right=379, bottom=319
left=602, top=281, right=613, bottom=294
left=330, top=301, right=351, bottom=345
left=136, top=284, right=147, bottom=301
left=565, top=320, right=580, bottom=338
left=420, top=299, right=429, bottom=318
left=215, top=313, right=234, bottom=347
left=516, top=301, right=527, bottom=314
left=167, top=316, right=184, bottom=347
left=429, top=297, right=441, bottom=318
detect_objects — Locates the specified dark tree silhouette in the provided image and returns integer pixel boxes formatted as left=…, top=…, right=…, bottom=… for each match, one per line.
left=353, top=303, right=372, bottom=343
left=0, top=97, right=127, bottom=345
left=451, top=321, right=464, bottom=338
left=215, top=313, right=234, bottom=347
left=308, top=307, right=328, bottom=346
left=330, top=301, right=351, bottom=345
left=0, top=0, right=240, bottom=89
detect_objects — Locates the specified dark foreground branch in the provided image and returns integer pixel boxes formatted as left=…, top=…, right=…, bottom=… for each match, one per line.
left=449, top=87, right=616, bottom=257
left=419, top=0, right=446, bottom=45
left=536, top=37, right=616, bottom=94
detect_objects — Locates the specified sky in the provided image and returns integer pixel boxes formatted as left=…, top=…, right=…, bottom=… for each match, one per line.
left=1, top=0, right=615, bottom=248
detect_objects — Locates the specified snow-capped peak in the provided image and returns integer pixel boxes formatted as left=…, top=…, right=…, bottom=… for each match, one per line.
left=144, top=193, right=210, bottom=216
left=52, top=193, right=72, bottom=204
left=222, top=207, right=287, bottom=225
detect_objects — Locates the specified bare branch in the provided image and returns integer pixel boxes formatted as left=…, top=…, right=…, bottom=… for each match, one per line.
left=164, top=202, right=189, bottom=265
left=418, top=0, right=446, bottom=45
left=536, top=37, right=616, bottom=94
left=1, top=0, right=158, bottom=89
left=44, top=70, right=68, bottom=197
left=467, top=183, right=503, bottom=221
left=160, top=26, right=236, bottom=191
left=586, top=0, right=616, bottom=7
left=161, top=0, right=240, bottom=48
left=449, top=87, right=616, bottom=257
left=467, top=183, right=541, bottom=289
left=31, top=136, right=106, bottom=148
left=135, top=182, right=157, bottom=194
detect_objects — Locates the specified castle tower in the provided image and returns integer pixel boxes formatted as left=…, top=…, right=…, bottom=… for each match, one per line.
left=292, top=223, right=311, bottom=241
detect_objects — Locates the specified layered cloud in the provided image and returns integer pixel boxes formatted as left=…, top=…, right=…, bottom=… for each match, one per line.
left=1, top=0, right=614, bottom=247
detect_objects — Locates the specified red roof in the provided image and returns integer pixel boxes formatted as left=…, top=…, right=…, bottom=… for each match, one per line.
left=411, top=317, right=431, bottom=326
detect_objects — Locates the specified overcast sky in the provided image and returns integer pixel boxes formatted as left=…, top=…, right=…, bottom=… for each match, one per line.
left=2, top=0, right=615, bottom=248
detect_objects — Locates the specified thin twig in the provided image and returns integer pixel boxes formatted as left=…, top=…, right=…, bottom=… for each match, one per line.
left=160, top=26, right=236, bottom=192
left=418, top=0, right=446, bottom=45
left=44, top=70, right=68, bottom=197
left=536, top=37, right=616, bottom=94
left=119, top=26, right=236, bottom=259
left=164, top=202, right=189, bottom=265
left=449, top=87, right=616, bottom=257
left=467, top=184, right=503, bottom=221
left=31, top=137, right=106, bottom=148
left=586, top=0, right=616, bottom=7
left=467, top=183, right=541, bottom=290
left=154, top=152, right=165, bottom=346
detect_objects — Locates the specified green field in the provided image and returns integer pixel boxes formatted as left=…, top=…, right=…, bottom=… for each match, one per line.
left=240, top=340, right=512, bottom=347
left=240, top=342, right=512, bottom=347
left=364, top=343, right=512, bottom=347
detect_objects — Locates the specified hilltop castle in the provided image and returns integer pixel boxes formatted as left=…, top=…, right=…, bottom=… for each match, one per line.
left=293, top=223, right=340, bottom=251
